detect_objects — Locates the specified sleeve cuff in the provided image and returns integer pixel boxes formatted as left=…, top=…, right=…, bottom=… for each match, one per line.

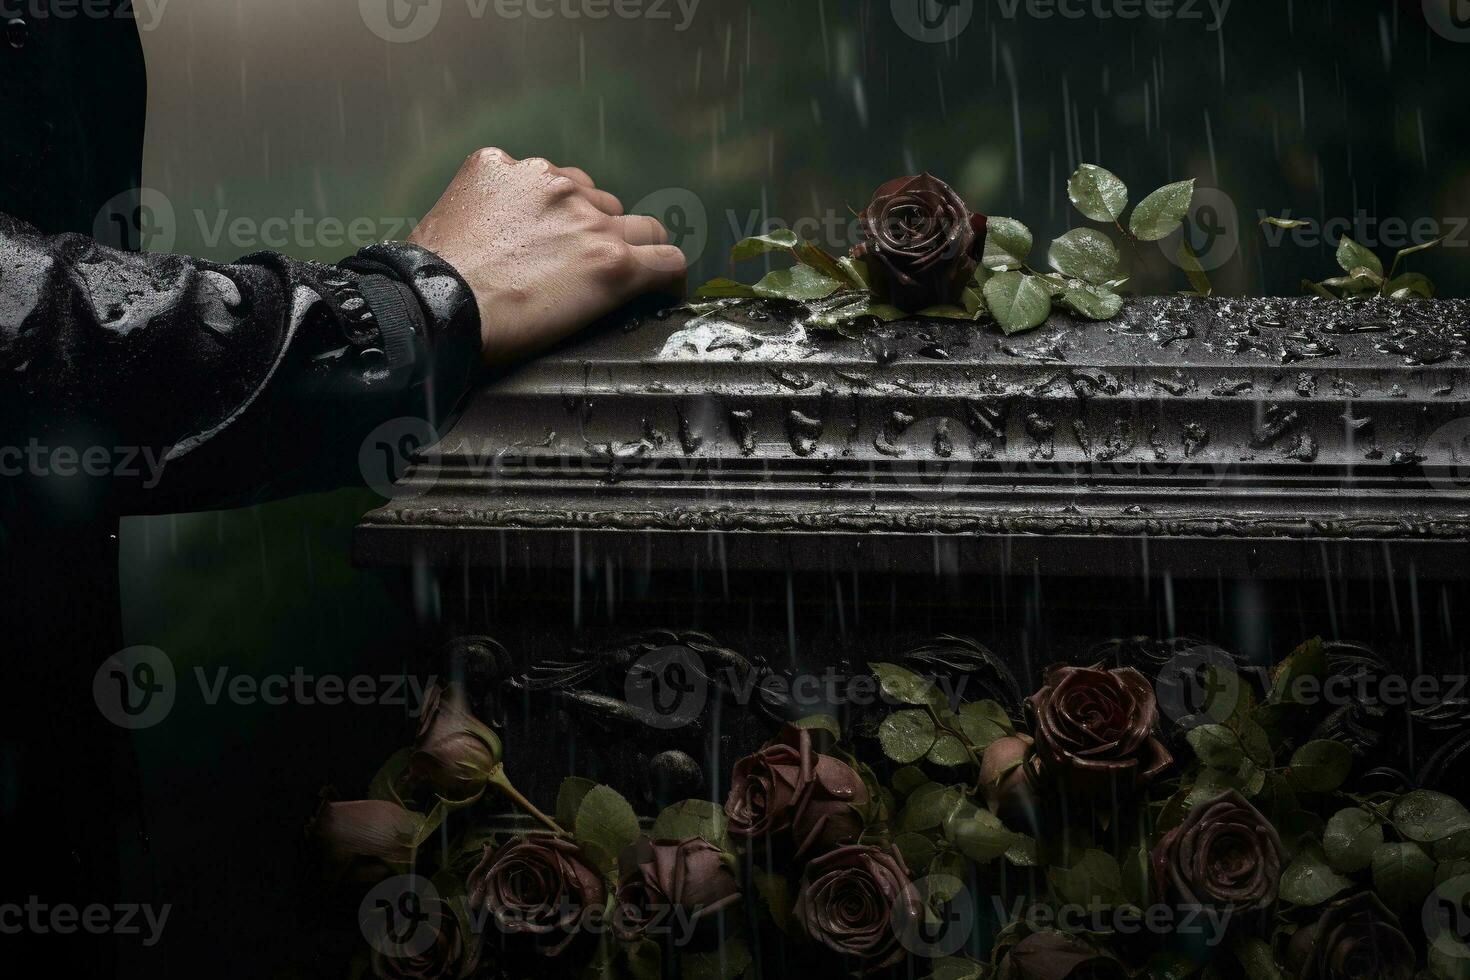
left=357, top=274, right=422, bottom=383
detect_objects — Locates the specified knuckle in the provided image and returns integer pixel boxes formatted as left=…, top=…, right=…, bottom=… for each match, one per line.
left=546, top=175, right=579, bottom=198
left=468, top=146, right=510, bottom=167
left=587, top=239, right=633, bottom=278
left=522, top=157, right=553, bottom=174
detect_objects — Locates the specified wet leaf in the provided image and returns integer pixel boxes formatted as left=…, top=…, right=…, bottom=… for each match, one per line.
left=1335, top=236, right=1383, bottom=278
left=1394, top=791, right=1470, bottom=843
left=1288, top=740, right=1353, bottom=793
left=927, top=734, right=971, bottom=767
left=1049, top=849, right=1127, bottom=906
left=556, top=776, right=598, bottom=831
left=1372, top=841, right=1436, bottom=907
left=983, top=216, right=1033, bottom=271
left=1048, top=228, right=1121, bottom=284
left=1280, top=841, right=1354, bottom=906
left=1323, top=807, right=1383, bottom=872
left=1260, top=215, right=1313, bottom=230
left=1129, top=179, right=1195, bottom=241
left=752, top=266, right=843, bottom=302
left=1060, top=282, right=1124, bottom=321
left=694, top=277, right=757, bottom=299
left=983, top=270, right=1052, bottom=335
left=880, top=709, right=938, bottom=764
left=1177, top=238, right=1213, bottom=297
left=1386, top=272, right=1435, bottom=299
left=1231, top=936, right=1286, bottom=980
left=574, top=785, right=641, bottom=872
left=651, top=799, right=729, bottom=850
left=1068, top=164, right=1130, bottom=223
left=1187, top=724, right=1244, bottom=769
left=730, top=229, right=799, bottom=261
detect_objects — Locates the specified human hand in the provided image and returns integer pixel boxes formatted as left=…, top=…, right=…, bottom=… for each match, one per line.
left=409, top=148, right=686, bottom=366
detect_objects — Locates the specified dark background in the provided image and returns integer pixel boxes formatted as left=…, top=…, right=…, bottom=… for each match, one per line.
left=112, top=0, right=1470, bottom=974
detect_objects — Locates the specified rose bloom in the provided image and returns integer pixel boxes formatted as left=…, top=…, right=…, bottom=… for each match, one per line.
left=1151, top=790, right=1285, bottom=917
left=724, top=723, right=868, bottom=857
left=368, top=897, right=477, bottom=980
left=410, top=683, right=504, bottom=804
left=467, top=836, right=606, bottom=956
left=311, top=798, right=424, bottom=882
left=613, top=836, right=741, bottom=943
left=1285, top=892, right=1416, bottom=980
left=1027, top=664, right=1172, bottom=797
left=793, top=844, right=922, bottom=975
left=999, top=931, right=1127, bottom=980
left=849, top=173, right=986, bottom=310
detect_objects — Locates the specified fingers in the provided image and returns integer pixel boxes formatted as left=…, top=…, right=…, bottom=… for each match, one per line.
left=554, top=166, right=595, bottom=188
left=617, top=214, right=669, bottom=246
left=581, top=187, right=624, bottom=216
left=627, top=244, right=688, bottom=296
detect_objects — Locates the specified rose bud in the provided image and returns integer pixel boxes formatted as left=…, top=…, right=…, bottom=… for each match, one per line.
left=467, top=836, right=606, bottom=957
left=1285, top=892, right=1416, bottom=980
left=1151, top=790, right=1285, bottom=920
left=311, top=798, right=424, bottom=881
left=979, top=733, right=1045, bottom=835
left=793, top=844, right=921, bottom=975
left=849, top=173, right=987, bottom=310
left=367, top=896, right=478, bottom=980
left=1027, top=664, right=1172, bottom=799
left=612, top=837, right=741, bottom=944
left=998, top=931, right=1127, bottom=980
left=410, top=683, right=504, bottom=804
left=724, top=723, right=868, bottom=858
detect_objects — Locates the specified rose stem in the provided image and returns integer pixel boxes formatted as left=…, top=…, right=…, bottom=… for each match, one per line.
left=486, top=767, right=566, bottom=836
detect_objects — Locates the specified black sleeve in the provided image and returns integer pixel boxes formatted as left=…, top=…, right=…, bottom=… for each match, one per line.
left=0, top=211, right=481, bottom=517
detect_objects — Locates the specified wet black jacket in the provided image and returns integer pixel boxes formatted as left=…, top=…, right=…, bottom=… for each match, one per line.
left=0, top=7, right=479, bottom=973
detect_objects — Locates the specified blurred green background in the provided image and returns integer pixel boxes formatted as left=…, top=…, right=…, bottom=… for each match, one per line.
left=116, top=0, right=1469, bottom=972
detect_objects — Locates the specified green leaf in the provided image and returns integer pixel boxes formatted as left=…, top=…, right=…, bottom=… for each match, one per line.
left=751, top=865, right=794, bottom=934
left=1323, top=807, right=1384, bottom=872
left=1335, top=236, right=1384, bottom=278
left=752, top=266, right=843, bottom=302
left=1287, top=740, right=1353, bottom=793
left=651, top=799, right=730, bottom=850
left=836, top=255, right=871, bottom=289
left=1231, top=936, right=1287, bottom=980
left=895, top=832, right=938, bottom=872
left=1270, top=637, right=1328, bottom=705
left=1177, top=238, right=1213, bottom=297
left=792, top=240, right=849, bottom=282
left=917, top=304, right=977, bottom=321
left=556, top=776, right=599, bottom=831
left=805, top=295, right=905, bottom=330
left=1067, top=164, right=1129, bottom=223
left=1395, top=236, right=1446, bottom=260
left=574, top=785, right=641, bottom=872
left=795, top=714, right=842, bottom=737
left=1387, top=272, right=1435, bottom=299
left=1395, top=791, right=1470, bottom=843
left=1048, top=228, right=1121, bottom=284
left=1302, top=279, right=1338, bottom=299
left=927, top=734, right=971, bottom=767
left=1280, top=841, right=1354, bottom=906
left=1048, top=849, right=1127, bottom=907
left=944, top=802, right=1017, bottom=863
left=626, top=938, right=664, bottom=980
left=924, top=957, right=986, bottom=980
left=693, top=277, right=757, bottom=299
left=870, top=662, right=942, bottom=706
left=897, top=783, right=961, bottom=833
left=983, top=216, right=1033, bottom=271
left=1059, top=282, right=1125, bottom=321
left=880, top=709, right=938, bottom=764
left=892, top=766, right=930, bottom=797
left=956, top=702, right=1009, bottom=751
left=368, top=747, right=415, bottom=806
left=1373, top=841, right=1436, bottom=907
left=1005, top=834, right=1040, bottom=867
left=1129, top=179, right=1196, bottom=241
left=1187, top=724, right=1245, bottom=769
left=1260, top=215, right=1313, bottom=230
left=983, top=270, right=1053, bottom=335
left=730, top=229, right=799, bottom=261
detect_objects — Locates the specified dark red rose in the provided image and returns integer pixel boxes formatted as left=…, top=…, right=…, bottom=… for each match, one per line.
left=1285, top=892, right=1416, bottom=980
left=310, top=798, right=424, bottom=882
left=467, top=836, right=606, bottom=956
left=979, top=733, right=1046, bottom=833
left=849, top=173, right=986, bottom=310
left=793, top=844, right=921, bottom=975
left=410, top=683, right=504, bottom=804
left=724, top=723, right=868, bottom=857
left=368, top=897, right=477, bottom=980
left=1028, top=664, right=1172, bottom=797
left=998, top=931, right=1127, bottom=980
left=613, top=836, right=742, bottom=943
left=1151, top=790, right=1285, bottom=917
